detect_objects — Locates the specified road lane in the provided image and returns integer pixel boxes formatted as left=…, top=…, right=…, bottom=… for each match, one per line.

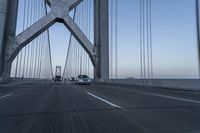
left=96, top=83, right=200, bottom=102
left=81, top=84, right=200, bottom=108
left=0, top=81, right=200, bottom=133
left=76, top=83, right=200, bottom=132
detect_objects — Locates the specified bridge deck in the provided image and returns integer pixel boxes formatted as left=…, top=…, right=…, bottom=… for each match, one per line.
left=0, top=81, right=200, bottom=133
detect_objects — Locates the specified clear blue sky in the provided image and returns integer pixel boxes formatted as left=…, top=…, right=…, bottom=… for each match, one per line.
left=14, top=0, right=199, bottom=79
left=115, top=0, right=199, bottom=78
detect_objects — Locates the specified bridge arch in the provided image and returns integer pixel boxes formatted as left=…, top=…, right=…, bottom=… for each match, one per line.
left=8, top=0, right=96, bottom=66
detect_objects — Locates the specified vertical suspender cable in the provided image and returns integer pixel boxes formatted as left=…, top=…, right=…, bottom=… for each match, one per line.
left=36, top=0, right=41, bottom=78
left=74, top=38, right=77, bottom=77
left=139, top=0, right=153, bottom=82
left=110, top=0, right=114, bottom=79
left=84, top=0, right=87, bottom=75
left=146, top=0, right=150, bottom=78
left=45, top=2, right=54, bottom=79
left=140, top=0, right=144, bottom=79
left=86, top=0, right=89, bottom=75
left=196, top=0, right=200, bottom=78
left=115, top=0, right=118, bottom=78
left=88, top=0, right=91, bottom=76
left=80, top=4, right=83, bottom=75
left=26, top=0, right=34, bottom=78
left=146, top=0, right=153, bottom=79
left=38, top=0, right=44, bottom=78
left=39, top=33, right=44, bottom=79
left=18, top=0, right=27, bottom=78
left=84, top=1, right=87, bottom=75
left=63, top=8, right=77, bottom=78
left=87, top=0, right=89, bottom=76
left=142, top=0, right=146, bottom=81
left=40, top=0, right=45, bottom=79
left=38, top=1, right=44, bottom=79
left=32, top=0, right=37, bottom=79
left=28, top=0, right=34, bottom=78
left=149, top=0, right=154, bottom=78
left=29, top=0, right=36, bottom=78
left=77, top=8, right=80, bottom=76
left=33, top=0, right=39, bottom=78
left=22, top=0, right=30, bottom=78
left=15, top=54, right=19, bottom=78
left=83, top=1, right=86, bottom=75
left=15, top=0, right=27, bottom=78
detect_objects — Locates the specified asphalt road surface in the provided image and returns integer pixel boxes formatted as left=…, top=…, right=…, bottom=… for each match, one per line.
left=0, top=81, right=200, bottom=133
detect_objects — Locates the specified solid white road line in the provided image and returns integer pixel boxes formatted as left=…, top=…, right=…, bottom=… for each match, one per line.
left=150, top=93, right=200, bottom=104
left=87, top=92, right=126, bottom=110
left=100, top=85, right=200, bottom=95
left=98, top=85, right=200, bottom=104
left=0, top=93, right=13, bottom=99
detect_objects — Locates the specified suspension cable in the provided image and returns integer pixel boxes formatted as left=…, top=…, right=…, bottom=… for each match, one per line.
left=140, top=0, right=154, bottom=82
left=45, top=1, right=54, bottom=79
left=142, top=0, right=146, bottom=81
left=196, top=0, right=200, bottom=78
left=149, top=0, right=153, bottom=78
left=115, top=0, right=118, bottom=78
left=110, top=0, right=114, bottom=79
left=63, top=7, right=77, bottom=78
left=29, top=0, right=36, bottom=78
left=140, top=0, right=144, bottom=79
left=146, top=0, right=150, bottom=78
left=17, top=0, right=28, bottom=78
left=26, top=0, right=34, bottom=78
left=88, top=0, right=91, bottom=77
left=33, top=0, right=40, bottom=78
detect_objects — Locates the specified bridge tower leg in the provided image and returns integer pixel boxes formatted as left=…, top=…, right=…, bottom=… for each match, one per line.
left=0, top=0, right=19, bottom=80
left=94, top=0, right=109, bottom=81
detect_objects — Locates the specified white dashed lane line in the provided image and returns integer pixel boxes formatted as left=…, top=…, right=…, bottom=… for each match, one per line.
left=87, top=92, right=126, bottom=111
left=0, top=94, right=13, bottom=99
left=98, top=85, right=200, bottom=105
left=150, top=93, right=200, bottom=104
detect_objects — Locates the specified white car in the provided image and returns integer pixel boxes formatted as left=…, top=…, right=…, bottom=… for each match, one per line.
left=76, top=75, right=91, bottom=85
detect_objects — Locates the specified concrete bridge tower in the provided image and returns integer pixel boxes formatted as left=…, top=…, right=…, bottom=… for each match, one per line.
left=0, top=0, right=19, bottom=80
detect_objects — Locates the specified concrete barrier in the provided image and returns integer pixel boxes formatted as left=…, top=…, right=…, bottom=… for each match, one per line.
left=104, top=79, right=200, bottom=92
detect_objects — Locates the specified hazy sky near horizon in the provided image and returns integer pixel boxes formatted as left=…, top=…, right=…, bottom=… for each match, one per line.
left=14, top=0, right=200, bottom=79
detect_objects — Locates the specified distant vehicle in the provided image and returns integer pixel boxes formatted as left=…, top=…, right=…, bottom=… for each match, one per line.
left=54, top=75, right=62, bottom=82
left=54, top=66, right=62, bottom=82
left=76, top=75, right=91, bottom=85
left=70, top=77, right=76, bottom=81
left=70, top=77, right=76, bottom=84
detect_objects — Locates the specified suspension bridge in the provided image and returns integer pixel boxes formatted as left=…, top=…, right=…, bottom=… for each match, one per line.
left=0, top=0, right=200, bottom=132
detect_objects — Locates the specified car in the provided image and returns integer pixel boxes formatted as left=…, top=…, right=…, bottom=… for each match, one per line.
left=76, top=75, right=91, bottom=85
left=54, top=75, right=62, bottom=82
left=70, top=77, right=76, bottom=84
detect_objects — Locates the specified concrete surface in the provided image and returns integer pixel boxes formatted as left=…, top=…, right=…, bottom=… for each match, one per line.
left=0, top=0, right=19, bottom=79
left=94, top=0, right=109, bottom=80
